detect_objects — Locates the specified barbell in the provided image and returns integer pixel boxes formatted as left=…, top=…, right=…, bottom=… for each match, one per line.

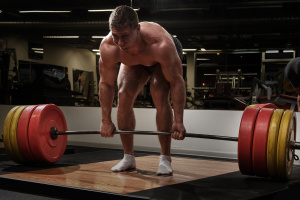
left=2, top=103, right=299, bottom=180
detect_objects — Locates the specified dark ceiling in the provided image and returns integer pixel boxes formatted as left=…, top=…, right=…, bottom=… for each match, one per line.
left=1, top=0, right=300, bottom=51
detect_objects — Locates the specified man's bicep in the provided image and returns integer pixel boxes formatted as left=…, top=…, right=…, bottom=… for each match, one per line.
left=159, top=50, right=183, bottom=84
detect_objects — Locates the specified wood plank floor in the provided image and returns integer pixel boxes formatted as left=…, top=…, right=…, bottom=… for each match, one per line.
left=0, top=155, right=239, bottom=194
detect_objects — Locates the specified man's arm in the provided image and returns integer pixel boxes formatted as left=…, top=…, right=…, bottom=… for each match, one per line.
left=99, top=42, right=119, bottom=137
left=156, top=42, right=186, bottom=140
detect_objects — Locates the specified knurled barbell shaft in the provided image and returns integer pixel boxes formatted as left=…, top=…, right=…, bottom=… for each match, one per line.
left=56, top=130, right=239, bottom=142
left=54, top=129, right=300, bottom=149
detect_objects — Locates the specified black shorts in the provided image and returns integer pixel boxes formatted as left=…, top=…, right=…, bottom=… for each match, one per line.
left=285, top=57, right=300, bottom=88
left=142, top=36, right=183, bottom=75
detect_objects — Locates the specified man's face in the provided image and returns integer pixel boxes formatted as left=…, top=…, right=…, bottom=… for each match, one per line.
left=111, top=26, right=138, bottom=51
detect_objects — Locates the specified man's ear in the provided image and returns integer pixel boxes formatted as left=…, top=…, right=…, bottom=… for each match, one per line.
left=137, top=24, right=140, bottom=31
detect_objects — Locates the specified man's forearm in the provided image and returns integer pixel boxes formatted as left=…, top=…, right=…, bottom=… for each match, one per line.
left=170, top=78, right=186, bottom=123
left=99, top=82, right=115, bottom=123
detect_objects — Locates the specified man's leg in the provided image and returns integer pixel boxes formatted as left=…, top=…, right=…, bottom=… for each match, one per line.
left=150, top=65, right=173, bottom=175
left=111, top=64, right=150, bottom=172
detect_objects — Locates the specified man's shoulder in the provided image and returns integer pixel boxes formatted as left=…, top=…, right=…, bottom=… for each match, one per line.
left=100, top=35, right=119, bottom=54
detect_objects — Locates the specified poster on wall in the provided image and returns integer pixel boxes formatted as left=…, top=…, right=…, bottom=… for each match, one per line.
left=73, top=69, right=94, bottom=97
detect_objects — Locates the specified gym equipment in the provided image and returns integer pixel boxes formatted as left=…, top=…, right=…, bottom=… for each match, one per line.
left=2, top=104, right=300, bottom=179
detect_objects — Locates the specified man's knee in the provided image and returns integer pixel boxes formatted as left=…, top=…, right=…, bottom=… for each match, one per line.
left=118, top=90, right=135, bottom=110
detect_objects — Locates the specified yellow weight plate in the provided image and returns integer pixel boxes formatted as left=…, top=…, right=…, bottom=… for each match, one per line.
left=277, top=109, right=296, bottom=179
left=267, top=109, right=284, bottom=177
left=3, top=106, right=20, bottom=160
left=9, top=106, right=28, bottom=164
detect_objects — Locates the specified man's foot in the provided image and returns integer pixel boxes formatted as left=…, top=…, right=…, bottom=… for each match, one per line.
left=157, top=155, right=173, bottom=175
left=111, top=154, right=136, bottom=172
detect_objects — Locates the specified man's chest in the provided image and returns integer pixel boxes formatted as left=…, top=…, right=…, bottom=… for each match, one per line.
left=119, top=51, right=158, bottom=67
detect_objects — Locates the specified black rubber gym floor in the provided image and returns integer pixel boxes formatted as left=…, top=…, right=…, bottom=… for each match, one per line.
left=0, top=145, right=299, bottom=200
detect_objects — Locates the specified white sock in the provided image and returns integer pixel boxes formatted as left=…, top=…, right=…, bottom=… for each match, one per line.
left=111, top=154, right=136, bottom=172
left=157, top=155, right=173, bottom=175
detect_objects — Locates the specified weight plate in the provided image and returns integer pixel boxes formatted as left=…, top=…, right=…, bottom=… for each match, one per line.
left=28, top=104, right=67, bottom=163
left=3, top=106, right=20, bottom=161
left=238, top=106, right=260, bottom=175
left=9, top=106, right=27, bottom=164
left=252, top=108, right=275, bottom=177
left=17, top=105, right=40, bottom=163
left=277, top=110, right=296, bottom=179
left=267, top=109, right=284, bottom=177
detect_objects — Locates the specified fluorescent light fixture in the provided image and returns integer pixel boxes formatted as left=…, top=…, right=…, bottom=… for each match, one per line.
left=19, top=10, right=71, bottom=13
left=197, top=58, right=210, bottom=61
left=31, top=48, right=44, bottom=51
left=92, top=49, right=99, bottom=52
left=182, top=49, right=197, bottom=51
left=92, top=36, right=106, bottom=39
left=157, top=7, right=208, bottom=12
left=266, top=50, right=279, bottom=53
left=34, top=51, right=44, bottom=54
left=96, top=52, right=100, bottom=55
left=283, top=50, right=294, bottom=53
left=227, top=5, right=282, bottom=9
left=172, top=35, right=177, bottom=38
left=200, top=48, right=206, bottom=51
left=88, top=8, right=140, bottom=12
left=43, top=36, right=79, bottom=38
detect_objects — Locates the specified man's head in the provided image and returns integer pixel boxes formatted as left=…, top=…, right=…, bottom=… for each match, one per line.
left=109, top=5, right=139, bottom=30
left=109, top=5, right=140, bottom=51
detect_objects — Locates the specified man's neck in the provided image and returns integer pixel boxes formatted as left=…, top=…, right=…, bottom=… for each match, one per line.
left=125, top=32, right=146, bottom=55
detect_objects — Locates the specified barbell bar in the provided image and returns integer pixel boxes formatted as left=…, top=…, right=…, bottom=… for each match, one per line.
left=2, top=103, right=299, bottom=180
left=52, top=129, right=300, bottom=149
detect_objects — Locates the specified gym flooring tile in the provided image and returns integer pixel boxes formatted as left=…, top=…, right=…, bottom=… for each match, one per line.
left=0, top=145, right=300, bottom=200
left=0, top=155, right=239, bottom=194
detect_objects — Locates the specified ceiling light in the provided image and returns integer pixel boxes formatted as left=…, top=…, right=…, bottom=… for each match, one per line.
left=43, top=36, right=79, bottom=38
left=34, top=51, right=44, bottom=54
left=283, top=50, right=294, bottom=53
left=200, top=48, right=206, bottom=51
left=88, top=8, right=140, bottom=12
left=197, top=58, right=210, bottom=61
left=266, top=50, right=279, bottom=53
left=182, top=49, right=197, bottom=51
left=92, top=36, right=106, bottom=39
left=226, top=5, right=282, bottom=9
left=31, top=48, right=44, bottom=51
left=157, top=7, right=208, bottom=12
left=19, top=10, right=71, bottom=13
left=92, top=49, right=99, bottom=52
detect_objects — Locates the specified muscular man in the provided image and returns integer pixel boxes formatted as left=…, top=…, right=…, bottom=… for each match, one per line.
left=284, top=57, right=300, bottom=111
left=99, top=5, right=186, bottom=175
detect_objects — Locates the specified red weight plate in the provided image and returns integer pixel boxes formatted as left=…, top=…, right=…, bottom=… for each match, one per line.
left=28, top=104, right=67, bottom=163
left=238, top=106, right=260, bottom=175
left=17, top=105, right=39, bottom=163
left=252, top=103, right=278, bottom=109
left=252, top=108, right=275, bottom=177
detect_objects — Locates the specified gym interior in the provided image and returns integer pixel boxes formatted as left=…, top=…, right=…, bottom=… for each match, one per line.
left=1, top=1, right=300, bottom=199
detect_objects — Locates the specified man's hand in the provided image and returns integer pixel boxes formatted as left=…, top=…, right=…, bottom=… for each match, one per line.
left=100, top=121, right=116, bottom=138
left=171, top=122, right=186, bottom=140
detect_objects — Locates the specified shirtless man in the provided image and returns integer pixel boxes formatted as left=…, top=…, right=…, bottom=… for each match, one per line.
left=285, top=57, right=300, bottom=111
left=99, top=5, right=186, bottom=175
